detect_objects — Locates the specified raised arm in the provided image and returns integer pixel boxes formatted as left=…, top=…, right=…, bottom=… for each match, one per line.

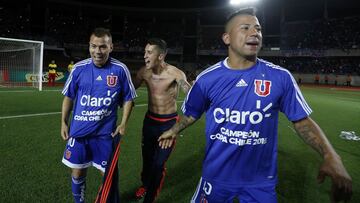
left=133, top=67, right=144, bottom=89
left=293, top=117, right=352, bottom=202
left=176, top=70, right=191, bottom=94
left=61, top=96, right=73, bottom=140
left=158, top=115, right=197, bottom=149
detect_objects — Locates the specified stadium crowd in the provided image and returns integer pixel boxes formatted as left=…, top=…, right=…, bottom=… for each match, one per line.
left=1, top=3, right=360, bottom=77
left=283, top=16, right=360, bottom=50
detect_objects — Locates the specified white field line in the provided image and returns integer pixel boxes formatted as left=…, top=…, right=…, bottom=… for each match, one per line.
left=0, top=101, right=184, bottom=120
left=0, top=88, right=148, bottom=93
left=287, top=125, right=297, bottom=133
left=0, top=89, right=62, bottom=93
left=0, top=112, right=61, bottom=120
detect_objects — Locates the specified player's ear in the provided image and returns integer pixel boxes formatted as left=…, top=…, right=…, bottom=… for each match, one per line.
left=159, top=53, right=165, bottom=61
left=109, top=43, right=114, bottom=53
left=222, top=32, right=230, bottom=46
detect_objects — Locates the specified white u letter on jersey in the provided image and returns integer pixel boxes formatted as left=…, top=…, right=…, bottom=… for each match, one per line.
left=68, top=137, right=75, bottom=147
left=203, top=181, right=212, bottom=195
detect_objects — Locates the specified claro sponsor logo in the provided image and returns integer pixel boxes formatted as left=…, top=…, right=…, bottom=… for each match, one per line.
left=80, top=91, right=117, bottom=107
left=80, top=95, right=112, bottom=107
left=213, top=100, right=272, bottom=125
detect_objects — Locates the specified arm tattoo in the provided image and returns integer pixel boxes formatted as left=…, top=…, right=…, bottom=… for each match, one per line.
left=294, top=121, right=326, bottom=156
left=173, top=115, right=197, bottom=134
left=178, top=79, right=191, bottom=94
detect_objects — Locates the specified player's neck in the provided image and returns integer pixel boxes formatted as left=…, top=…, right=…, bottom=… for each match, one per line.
left=152, top=61, right=166, bottom=75
left=227, top=55, right=257, bottom=70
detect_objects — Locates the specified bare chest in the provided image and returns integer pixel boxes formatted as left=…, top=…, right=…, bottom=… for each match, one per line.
left=144, top=73, right=177, bottom=94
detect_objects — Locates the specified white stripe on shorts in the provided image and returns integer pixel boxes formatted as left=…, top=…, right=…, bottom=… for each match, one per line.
left=191, top=177, right=203, bottom=203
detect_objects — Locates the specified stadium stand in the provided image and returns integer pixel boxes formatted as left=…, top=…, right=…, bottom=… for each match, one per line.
left=0, top=0, right=359, bottom=86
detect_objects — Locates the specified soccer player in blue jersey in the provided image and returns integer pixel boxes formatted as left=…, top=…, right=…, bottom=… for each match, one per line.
left=132, top=38, right=191, bottom=203
left=61, top=28, right=137, bottom=203
left=158, top=8, right=352, bottom=203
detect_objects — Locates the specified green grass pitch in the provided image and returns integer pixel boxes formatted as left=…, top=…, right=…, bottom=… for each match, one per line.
left=0, top=85, right=359, bottom=202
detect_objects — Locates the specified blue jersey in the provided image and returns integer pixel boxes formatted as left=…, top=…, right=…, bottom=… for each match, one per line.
left=62, top=58, right=137, bottom=138
left=182, top=58, right=312, bottom=187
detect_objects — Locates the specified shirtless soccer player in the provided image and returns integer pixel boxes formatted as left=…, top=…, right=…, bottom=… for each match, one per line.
left=133, top=38, right=191, bottom=203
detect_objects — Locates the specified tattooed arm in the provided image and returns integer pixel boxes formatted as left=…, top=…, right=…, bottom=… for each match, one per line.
left=294, top=117, right=352, bottom=202
left=294, top=117, right=333, bottom=155
left=176, top=69, right=192, bottom=94
left=178, top=78, right=191, bottom=94
left=158, top=115, right=197, bottom=149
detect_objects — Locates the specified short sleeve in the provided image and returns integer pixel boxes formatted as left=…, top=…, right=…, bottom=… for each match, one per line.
left=182, top=81, right=209, bottom=119
left=279, top=72, right=312, bottom=121
left=62, top=68, right=78, bottom=99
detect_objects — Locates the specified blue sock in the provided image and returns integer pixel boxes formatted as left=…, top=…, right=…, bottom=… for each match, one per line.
left=71, top=176, right=86, bottom=203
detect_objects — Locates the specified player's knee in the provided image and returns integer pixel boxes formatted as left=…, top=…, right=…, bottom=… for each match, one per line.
left=72, top=168, right=87, bottom=178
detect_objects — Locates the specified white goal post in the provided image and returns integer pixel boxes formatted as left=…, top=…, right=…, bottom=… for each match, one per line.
left=0, top=37, right=44, bottom=91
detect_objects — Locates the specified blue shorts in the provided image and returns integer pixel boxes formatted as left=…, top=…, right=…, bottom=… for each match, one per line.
left=191, top=177, right=277, bottom=203
left=62, top=136, right=113, bottom=173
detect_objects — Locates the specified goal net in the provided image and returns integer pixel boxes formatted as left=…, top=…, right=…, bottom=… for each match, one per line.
left=0, top=37, right=44, bottom=90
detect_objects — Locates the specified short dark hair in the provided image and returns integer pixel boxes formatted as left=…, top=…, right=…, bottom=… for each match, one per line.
left=147, top=38, right=167, bottom=54
left=91, top=27, right=112, bottom=40
left=225, top=7, right=257, bottom=31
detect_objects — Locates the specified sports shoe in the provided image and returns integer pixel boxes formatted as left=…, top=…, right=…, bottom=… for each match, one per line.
left=135, top=186, right=147, bottom=200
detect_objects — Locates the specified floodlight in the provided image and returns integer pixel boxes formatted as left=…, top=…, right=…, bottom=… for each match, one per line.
left=230, top=0, right=260, bottom=6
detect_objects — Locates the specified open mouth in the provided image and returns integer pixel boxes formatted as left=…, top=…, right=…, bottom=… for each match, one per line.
left=245, top=41, right=259, bottom=46
left=94, top=56, right=104, bottom=60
